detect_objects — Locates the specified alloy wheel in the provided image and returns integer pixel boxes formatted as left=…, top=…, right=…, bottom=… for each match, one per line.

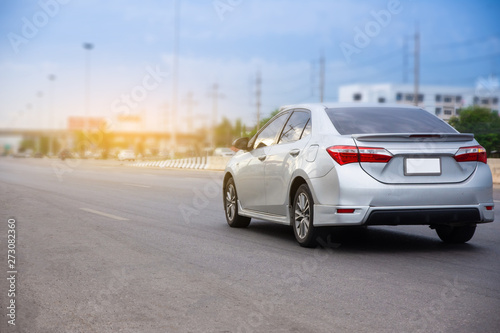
left=294, top=192, right=310, bottom=240
left=225, top=183, right=236, bottom=221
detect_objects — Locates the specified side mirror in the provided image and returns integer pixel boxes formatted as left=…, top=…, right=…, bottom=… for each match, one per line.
left=232, top=137, right=250, bottom=151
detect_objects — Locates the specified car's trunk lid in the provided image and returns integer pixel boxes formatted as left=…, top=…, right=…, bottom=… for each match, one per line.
left=352, top=133, right=478, bottom=184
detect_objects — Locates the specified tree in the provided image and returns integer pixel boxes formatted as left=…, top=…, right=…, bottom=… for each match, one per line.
left=247, top=108, right=280, bottom=138
left=19, top=138, right=36, bottom=152
left=211, top=110, right=281, bottom=147
left=214, top=117, right=247, bottom=147
left=449, top=106, right=500, bottom=155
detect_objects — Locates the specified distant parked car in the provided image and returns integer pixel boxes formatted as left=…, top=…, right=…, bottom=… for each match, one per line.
left=13, top=150, right=31, bottom=158
left=223, top=103, right=495, bottom=247
left=59, top=149, right=73, bottom=160
left=117, top=149, right=135, bottom=161
left=214, top=147, right=235, bottom=157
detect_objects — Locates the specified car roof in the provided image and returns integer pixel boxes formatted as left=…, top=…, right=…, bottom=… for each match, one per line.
left=279, top=102, right=422, bottom=112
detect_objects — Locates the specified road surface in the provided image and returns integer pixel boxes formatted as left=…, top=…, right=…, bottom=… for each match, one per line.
left=0, top=157, right=499, bottom=333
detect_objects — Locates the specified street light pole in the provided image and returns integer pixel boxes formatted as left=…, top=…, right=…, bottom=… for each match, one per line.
left=83, top=43, right=94, bottom=132
left=48, top=74, right=56, bottom=156
left=171, top=0, right=180, bottom=157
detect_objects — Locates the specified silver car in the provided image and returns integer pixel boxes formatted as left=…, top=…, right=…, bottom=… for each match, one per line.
left=223, top=103, right=495, bottom=247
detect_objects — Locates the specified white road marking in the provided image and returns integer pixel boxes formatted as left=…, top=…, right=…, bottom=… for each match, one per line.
left=80, top=208, right=129, bottom=221
left=123, top=183, right=151, bottom=188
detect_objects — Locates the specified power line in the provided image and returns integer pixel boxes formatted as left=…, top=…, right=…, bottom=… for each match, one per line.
left=424, top=52, right=500, bottom=67
left=270, top=81, right=310, bottom=96
left=423, top=75, right=487, bottom=85
left=429, top=34, right=499, bottom=50
left=263, top=68, right=310, bottom=84
left=346, top=48, right=403, bottom=67
left=326, top=61, right=402, bottom=85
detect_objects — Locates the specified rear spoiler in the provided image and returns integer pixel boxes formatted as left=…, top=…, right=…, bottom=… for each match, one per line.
left=352, top=133, right=475, bottom=142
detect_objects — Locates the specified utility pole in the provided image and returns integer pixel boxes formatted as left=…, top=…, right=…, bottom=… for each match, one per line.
left=184, top=91, right=197, bottom=133
left=319, top=52, right=325, bottom=103
left=413, top=26, right=420, bottom=106
left=491, top=54, right=497, bottom=79
left=159, top=102, right=169, bottom=134
left=36, top=91, right=43, bottom=153
left=37, top=91, right=43, bottom=127
left=170, top=0, right=180, bottom=157
left=310, top=60, right=316, bottom=97
left=403, top=38, right=408, bottom=84
left=83, top=43, right=93, bottom=132
left=162, top=103, right=169, bottom=132
left=209, top=83, right=223, bottom=148
left=256, top=70, right=261, bottom=132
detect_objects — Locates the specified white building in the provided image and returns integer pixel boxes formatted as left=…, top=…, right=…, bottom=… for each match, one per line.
left=338, top=80, right=499, bottom=121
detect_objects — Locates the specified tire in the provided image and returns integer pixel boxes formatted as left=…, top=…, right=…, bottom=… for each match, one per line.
left=435, top=225, right=476, bottom=244
left=292, top=184, right=319, bottom=248
left=224, top=178, right=251, bottom=228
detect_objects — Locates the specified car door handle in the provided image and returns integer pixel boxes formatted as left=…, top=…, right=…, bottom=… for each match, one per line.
left=258, top=155, right=267, bottom=161
left=289, top=149, right=300, bottom=157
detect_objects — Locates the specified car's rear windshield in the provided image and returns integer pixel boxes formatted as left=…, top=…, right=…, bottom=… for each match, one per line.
left=326, top=107, right=457, bottom=135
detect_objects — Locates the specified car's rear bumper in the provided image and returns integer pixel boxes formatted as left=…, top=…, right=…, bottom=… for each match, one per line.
left=309, top=163, right=493, bottom=205
left=314, top=204, right=494, bottom=226
left=309, top=161, right=494, bottom=226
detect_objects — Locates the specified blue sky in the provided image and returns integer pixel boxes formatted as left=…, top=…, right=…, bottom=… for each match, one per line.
left=1, top=0, right=499, bottom=131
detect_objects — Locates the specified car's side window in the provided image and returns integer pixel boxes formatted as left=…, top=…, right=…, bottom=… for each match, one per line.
left=253, top=112, right=290, bottom=149
left=301, top=118, right=311, bottom=138
left=278, top=111, right=311, bottom=144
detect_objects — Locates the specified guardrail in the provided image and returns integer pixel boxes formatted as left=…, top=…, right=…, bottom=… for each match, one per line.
left=132, top=156, right=232, bottom=171
left=132, top=156, right=500, bottom=183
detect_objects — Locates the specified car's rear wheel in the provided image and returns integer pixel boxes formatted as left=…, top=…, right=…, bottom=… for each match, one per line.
left=224, top=178, right=251, bottom=228
left=292, top=184, right=319, bottom=248
left=435, top=225, right=476, bottom=244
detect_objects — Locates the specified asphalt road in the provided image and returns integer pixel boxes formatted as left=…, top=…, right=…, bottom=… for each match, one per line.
left=0, top=157, right=499, bottom=333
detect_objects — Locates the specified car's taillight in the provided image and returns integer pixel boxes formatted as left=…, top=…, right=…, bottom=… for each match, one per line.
left=454, top=145, right=487, bottom=164
left=326, top=145, right=392, bottom=165
left=357, top=147, right=393, bottom=163
left=326, top=146, right=358, bottom=165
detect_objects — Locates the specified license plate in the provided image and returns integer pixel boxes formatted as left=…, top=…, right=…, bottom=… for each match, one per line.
left=405, top=158, right=441, bottom=176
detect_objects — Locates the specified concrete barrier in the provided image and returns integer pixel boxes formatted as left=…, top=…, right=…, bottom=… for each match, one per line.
left=205, top=156, right=232, bottom=170
left=488, top=158, right=500, bottom=184
left=132, top=155, right=231, bottom=171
